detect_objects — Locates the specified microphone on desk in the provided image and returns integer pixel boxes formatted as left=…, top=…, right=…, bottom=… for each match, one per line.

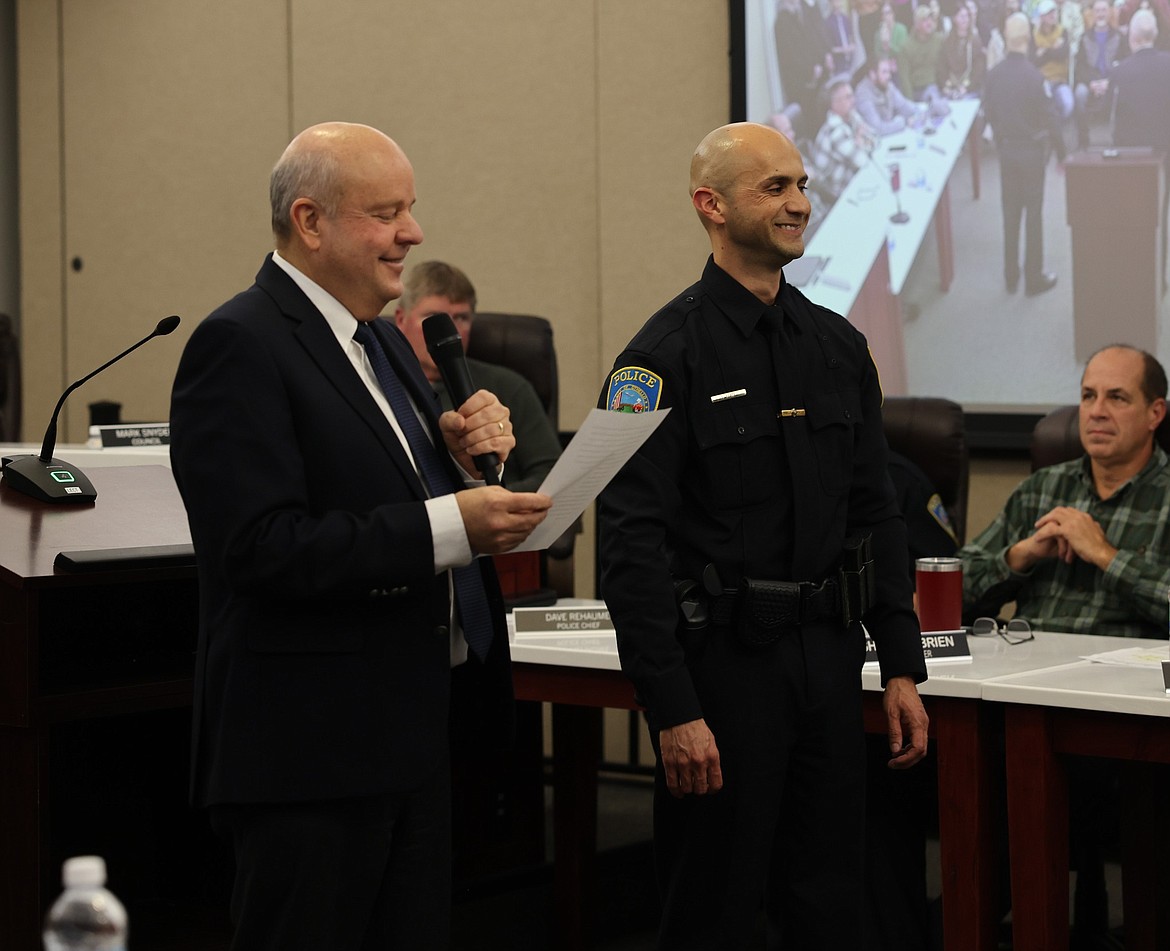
left=0, top=315, right=182, bottom=503
left=422, top=312, right=501, bottom=486
left=866, top=150, right=910, bottom=225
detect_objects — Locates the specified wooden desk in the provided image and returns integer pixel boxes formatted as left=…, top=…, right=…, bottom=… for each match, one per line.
left=511, top=627, right=1127, bottom=951
left=983, top=647, right=1170, bottom=951
left=0, top=465, right=197, bottom=950
left=511, top=638, right=631, bottom=951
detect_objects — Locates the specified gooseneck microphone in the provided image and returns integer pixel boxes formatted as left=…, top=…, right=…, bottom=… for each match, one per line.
left=1, top=315, right=182, bottom=503
left=864, top=149, right=911, bottom=225
left=422, top=312, right=501, bottom=486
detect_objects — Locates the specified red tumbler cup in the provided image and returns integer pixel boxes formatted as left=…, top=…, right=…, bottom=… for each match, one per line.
left=915, top=557, right=962, bottom=632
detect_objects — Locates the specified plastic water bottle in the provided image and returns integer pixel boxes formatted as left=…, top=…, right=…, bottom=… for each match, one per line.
left=43, top=856, right=128, bottom=951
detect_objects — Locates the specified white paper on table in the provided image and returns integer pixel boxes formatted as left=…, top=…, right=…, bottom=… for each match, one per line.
left=1081, top=645, right=1170, bottom=668
left=512, top=407, right=670, bottom=552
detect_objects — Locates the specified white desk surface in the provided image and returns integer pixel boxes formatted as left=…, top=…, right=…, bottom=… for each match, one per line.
left=510, top=633, right=623, bottom=671
left=981, top=640, right=1170, bottom=717
left=797, top=98, right=980, bottom=316
left=862, top=629, right=1152, bottom=699
left=510, top=624, right=1169, bottom=711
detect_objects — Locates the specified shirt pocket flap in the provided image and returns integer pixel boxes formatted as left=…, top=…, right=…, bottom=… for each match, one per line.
left=804, top=389, right=862, bottom=432
left=693, top=400, right=781, bottom=450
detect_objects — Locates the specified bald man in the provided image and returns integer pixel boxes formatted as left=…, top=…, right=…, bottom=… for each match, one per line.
left=170, top=122, right=550, bottom=950
left=597, top=123, right=928, bottom=950
left=984, top=12, right=1061, bottom=295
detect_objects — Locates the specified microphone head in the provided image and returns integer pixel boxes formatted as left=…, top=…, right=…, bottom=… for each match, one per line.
left=422, top=312, right=462, bottom=358
left=156, top=315, right=181, bottom=336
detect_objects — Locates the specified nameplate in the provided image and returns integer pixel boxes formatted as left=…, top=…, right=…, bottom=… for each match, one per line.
left=513, top=605, right=614, bottom=636
left=864, top=629, right=971, bottom=665
left=90, top=423, right=170, bottom=448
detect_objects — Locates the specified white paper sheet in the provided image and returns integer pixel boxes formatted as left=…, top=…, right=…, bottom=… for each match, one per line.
left=512, top=407, right=669, bottom=552
left=1081, top=645, right=1170, bottom=668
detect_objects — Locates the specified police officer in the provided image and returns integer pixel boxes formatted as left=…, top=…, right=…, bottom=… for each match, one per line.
left=597, top=122, right=929, bottom=950
left=984, top=12, right=1060, bottom=296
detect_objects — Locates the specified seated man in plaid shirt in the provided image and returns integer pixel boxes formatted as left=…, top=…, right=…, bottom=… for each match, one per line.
left=960, top=344, right=1170, bottom=637
left=958, top=343, right=1168, bottom=944
left=809, top=77, right=877, bottom=202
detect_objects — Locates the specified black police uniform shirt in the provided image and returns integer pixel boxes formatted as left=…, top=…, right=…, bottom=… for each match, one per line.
left=597, top=257, right=926, bottom=732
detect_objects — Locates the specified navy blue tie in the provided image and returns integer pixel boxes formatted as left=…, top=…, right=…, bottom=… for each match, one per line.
left=353, top=322, right=493, bottom=661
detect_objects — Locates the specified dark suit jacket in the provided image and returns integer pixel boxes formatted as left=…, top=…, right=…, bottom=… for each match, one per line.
left=1111, top=47, right=1170, bottom=155
left=170, top=254, right=511, bottom=807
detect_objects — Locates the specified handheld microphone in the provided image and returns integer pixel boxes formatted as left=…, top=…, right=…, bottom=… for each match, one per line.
left=1, top=315, right=182, bottom=503
left=422, top=312, right=501, bottom=486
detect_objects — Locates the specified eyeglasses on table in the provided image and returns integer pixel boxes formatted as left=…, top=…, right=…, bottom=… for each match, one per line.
left=969, top=616, right=1035, bottom=645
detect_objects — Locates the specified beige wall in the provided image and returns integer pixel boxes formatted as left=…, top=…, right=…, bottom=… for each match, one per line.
left=17, top=0, right=724, bottom=449
left=967, top=454, right=1030, bottom=541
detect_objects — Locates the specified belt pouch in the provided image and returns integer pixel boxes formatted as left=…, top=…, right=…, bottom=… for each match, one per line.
left=737, top=578, right=801, bottom=647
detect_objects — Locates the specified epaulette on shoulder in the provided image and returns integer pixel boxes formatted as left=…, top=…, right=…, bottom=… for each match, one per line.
left=626, top=285, right=703, bottom=353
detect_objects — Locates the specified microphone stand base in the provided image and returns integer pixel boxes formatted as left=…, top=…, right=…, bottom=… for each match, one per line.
left=1, top=454, right=98, bottom=503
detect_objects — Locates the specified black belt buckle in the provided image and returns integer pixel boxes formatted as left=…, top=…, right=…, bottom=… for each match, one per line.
left=801, top=578, right=840, bottom=623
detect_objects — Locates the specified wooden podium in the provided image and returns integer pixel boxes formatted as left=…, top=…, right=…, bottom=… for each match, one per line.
left=0, top=465, right=199, bottom=949
left=1065, top=149, right=1165, bottom=361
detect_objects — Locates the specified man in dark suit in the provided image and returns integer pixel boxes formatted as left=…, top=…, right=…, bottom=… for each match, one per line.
left=169, top=121, right=551, bottom=951
left=984, top=11, right=1060, bottom=296
left=1110, top=8, right=1170, bottom=290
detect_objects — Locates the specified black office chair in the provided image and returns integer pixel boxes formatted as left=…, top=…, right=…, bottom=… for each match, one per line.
left=0, top=313, right=20, bottom=443
left=467, top=312, right=577, bottom=597
left=881, top=395, right=970, bottom=545
left=468, top=312, right=559, bottom=431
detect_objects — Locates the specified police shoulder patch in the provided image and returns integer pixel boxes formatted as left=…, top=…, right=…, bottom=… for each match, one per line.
left=606, top=366, right=663, bottom=413
left=927, top=492, right=958, bottom=543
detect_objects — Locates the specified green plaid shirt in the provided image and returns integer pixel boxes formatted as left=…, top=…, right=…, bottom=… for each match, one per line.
left=959, top=447, right=1170, bottom=638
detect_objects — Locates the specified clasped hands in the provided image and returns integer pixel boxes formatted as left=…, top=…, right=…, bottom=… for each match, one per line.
left=1007, top=506, right=1117, bottom=573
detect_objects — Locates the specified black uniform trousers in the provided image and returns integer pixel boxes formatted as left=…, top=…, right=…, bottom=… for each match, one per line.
left=998, top=139, right=1048, bottom=290
left=208, top=756, right=452, bottom=951
left=651, top=618, right=867, bottom=951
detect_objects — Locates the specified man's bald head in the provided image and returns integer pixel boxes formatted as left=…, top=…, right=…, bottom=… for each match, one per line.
left=270, top=122, right=405, bottom=243
left=1129, top=8, right=1158, bottom=50
left=690, top=122, right=801, bottom=208
left=266, top=121, right=423, bottom=317
left=1004, top=12, right=1031, bottom=53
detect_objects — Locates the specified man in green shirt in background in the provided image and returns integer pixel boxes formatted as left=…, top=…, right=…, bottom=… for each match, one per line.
left=959, top=343, right=1169, bottom=947
left=395, top=260, right=562, bottom=493
left=960, top=344, right=1170, bottom=638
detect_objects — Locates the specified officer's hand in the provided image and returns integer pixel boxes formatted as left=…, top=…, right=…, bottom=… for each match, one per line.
left=884, top=675, right=929, bottom=770
left=439, top=389, right=514, bottom=478
left=455, top=486, right=551, bottom=555
left=659, top=718, right=723, bottom=798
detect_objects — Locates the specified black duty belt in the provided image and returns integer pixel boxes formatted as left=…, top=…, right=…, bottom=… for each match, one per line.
left=674, top=536, right=873, bottom=648
left=710, top=576, right=842, bottom=632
